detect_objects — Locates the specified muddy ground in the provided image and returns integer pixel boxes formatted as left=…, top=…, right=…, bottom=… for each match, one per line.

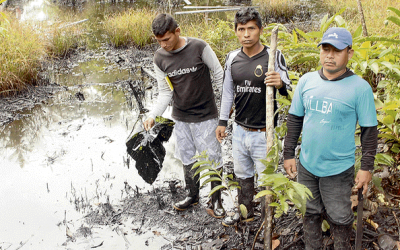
left=1, top=43, right=400, bottom=250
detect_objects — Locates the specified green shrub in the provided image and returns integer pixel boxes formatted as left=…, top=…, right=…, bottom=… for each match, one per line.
left=0, top=13, right=46, bottom=95
left=103, top=9, right=155, bottom=48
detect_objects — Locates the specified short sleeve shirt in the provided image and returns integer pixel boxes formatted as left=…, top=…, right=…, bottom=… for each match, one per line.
left=289, top=71, right=378, bottom=177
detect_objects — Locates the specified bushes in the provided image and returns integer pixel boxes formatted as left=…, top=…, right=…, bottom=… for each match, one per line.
left=103, top=9, right=155, bottom=48
left=0, top=13, right=46, bottom=95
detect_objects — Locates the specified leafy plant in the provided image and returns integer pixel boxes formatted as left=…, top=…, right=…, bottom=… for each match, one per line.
left=256, top=134, right=312, bottom=218
left=191, top=151, right=243, bottom=215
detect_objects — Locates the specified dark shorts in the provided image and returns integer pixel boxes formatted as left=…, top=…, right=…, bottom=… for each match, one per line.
left=298, top=162, right=354, bottom=225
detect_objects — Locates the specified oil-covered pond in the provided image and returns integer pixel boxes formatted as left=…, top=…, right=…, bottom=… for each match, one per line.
left=0, top=52, right=186, bottom=249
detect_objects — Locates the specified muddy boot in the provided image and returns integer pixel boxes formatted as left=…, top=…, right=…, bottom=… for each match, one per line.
left=238, top=176, right=254, bottom=222
left=222, top=176, right=254, bottom=227
left=173, top=162, right=199, bottom=211
left=303, top=214, right=323, bottom=250
left=330, top=222, right=352, bottom=250
left=206, top=180, right=225, bottom=218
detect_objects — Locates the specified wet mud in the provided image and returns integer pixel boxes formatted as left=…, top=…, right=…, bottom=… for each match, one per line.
left=1, top=25, right=400, bottom=250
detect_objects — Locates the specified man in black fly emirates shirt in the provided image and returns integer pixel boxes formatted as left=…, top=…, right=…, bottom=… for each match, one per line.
left=216, top=7, right=291, bottom=226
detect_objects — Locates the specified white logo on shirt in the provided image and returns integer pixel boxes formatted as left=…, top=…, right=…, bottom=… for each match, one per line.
left=168, top=67, right=197, bottom=77
left=320, top=119, right=330, bottom=125
left=237, top=80, right=262, bottom=93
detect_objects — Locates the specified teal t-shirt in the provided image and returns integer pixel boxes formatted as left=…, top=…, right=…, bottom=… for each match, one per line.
left=289, top=71, right=378, bottom=177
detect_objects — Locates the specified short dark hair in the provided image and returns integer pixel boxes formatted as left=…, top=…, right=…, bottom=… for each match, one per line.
left=152, top=13, right=179, bottom=37
left=234, top=7, right=262, bottom=31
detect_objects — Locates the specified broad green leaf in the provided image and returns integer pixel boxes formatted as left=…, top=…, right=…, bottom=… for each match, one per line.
left=387, top=16, right=400, bottom=27
left=388, top=7, right=400, bottom=18
left=276, top=98, right=292, bottom=106
left=194, top=165, right=212, bottom=176
left=199, top=171, right=219, bottom=180
left=353, top=25, right=363, bottom=38
left=295, top=28, right=311, bottom=43
left=381, top=62, right=394, bottom=71
left=374, top=153, right=395, bottom=166
left=292, top=29, right=298, bottom=44
left=255, top=189, right=275, bottom=199
left=382, top=115, right=395, bottom=126
left=391, top=144, right=400, bottom=154
left=268, top=202, right=280, bottom=207
left=322, top=220, right=330, bottom=232
left=372, top=175, right=384, bottom=192
left=240, top=204, right=248, bottom=219
left=369, top=62, right=379, bottom=75
left=334, top=15, right=346, bottom=27
left=209, top=184, right=225, bottom=196
left=192, top=160, right=210, bottom=169
left=378, top=134, right=397, bottom=140
left=320, top=14, right=329, bottom=32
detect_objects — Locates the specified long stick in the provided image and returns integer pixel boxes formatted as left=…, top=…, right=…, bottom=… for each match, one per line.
left=357, top=0, right=368, bottom=37
left=264, top=26, right=279, bottom=250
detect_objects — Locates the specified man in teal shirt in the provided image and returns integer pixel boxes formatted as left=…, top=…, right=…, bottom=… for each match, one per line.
left=283, top=27, right=378, bottom=249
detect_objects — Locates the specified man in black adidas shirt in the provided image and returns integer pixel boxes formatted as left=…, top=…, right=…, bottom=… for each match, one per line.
left=216, top=7, right=291, bottom=226
left=143, top=13, right=225, bottom=218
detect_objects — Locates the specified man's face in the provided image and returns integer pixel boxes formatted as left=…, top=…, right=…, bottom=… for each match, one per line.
left=319, top=44, right=354, bottom=75
left=155, top=28, right=180, bottom=52
left=235, top=20, right=263, bottom=49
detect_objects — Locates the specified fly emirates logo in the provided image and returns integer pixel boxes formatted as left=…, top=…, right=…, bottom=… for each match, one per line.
left=237, top=80, right=262, bottom=93
left=167, top=67, right=197, bottom=77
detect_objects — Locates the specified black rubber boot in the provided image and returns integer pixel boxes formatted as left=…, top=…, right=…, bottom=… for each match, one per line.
left=173, top=162, right=199, bottom=211
left=238, top=176, right=255, bottom=222
left=206, top=180, right=225, bottom=218
left=303, top=214, right=323, bottom=250
left=330, top=222, right=352, bottom=250
left=222, top=176, right=254, bottom=227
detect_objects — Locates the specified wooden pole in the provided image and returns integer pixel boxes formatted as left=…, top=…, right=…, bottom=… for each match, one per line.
left=264, top=26, right=279, bottom=250
left=357, top=0, right=368, bottom=37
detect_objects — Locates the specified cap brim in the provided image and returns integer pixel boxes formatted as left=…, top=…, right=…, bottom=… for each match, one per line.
left=317, top=40, right=348, bottom=50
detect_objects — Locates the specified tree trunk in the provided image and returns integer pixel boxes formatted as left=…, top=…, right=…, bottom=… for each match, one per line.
left=357, top=0, right=368, bottom=37
left=264, top=25, right=279, bottom=250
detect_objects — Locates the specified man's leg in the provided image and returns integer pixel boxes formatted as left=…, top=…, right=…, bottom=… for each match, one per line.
left=173, top=121, right=199, bottom=211
left=297, top=163, right=324, bottom=250
left=189, top=118, right=225, bottom=218
left=320, top=166, right=354, bottom=250
left=173, top=161, right=199, bottom=210
left=223, top=124, right=255, bottom=226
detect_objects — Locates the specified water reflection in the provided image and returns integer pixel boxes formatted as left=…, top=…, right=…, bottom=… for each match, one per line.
left=0, top=82, right=182, bottom=248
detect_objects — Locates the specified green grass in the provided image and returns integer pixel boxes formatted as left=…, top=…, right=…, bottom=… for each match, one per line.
left=0, top=13, right=46, bottom=96
left=324, top=0, right=400, bottom=36
left=103, top=9, right=155, bottom=48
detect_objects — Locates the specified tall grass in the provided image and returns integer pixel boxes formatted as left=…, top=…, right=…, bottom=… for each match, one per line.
left=103, top=9, right=155, bottom=48
left=46, top=24, right=87, bottom=57
left=324, top=0, right=400, bottom=36
left=0, top=13, right=46, bottom=96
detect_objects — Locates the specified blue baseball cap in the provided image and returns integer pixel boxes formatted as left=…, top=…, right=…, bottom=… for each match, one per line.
left=318, top=27, right=352, bottom=50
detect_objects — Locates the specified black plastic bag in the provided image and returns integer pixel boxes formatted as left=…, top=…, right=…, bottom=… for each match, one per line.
left=126, top=117, right=175, bottom=184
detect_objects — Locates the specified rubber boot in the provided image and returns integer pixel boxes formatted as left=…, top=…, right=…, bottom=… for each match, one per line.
left=206, top=179, right=226, bottom=218
left=222, top=176, right=254, bottom=226
left=173, top=162, right=199, bottom=211
left=330, top=222, right=352, bottom=250
left=303, top=214, right=323, bottom=250
left=238, top=176, right=254, bottom=222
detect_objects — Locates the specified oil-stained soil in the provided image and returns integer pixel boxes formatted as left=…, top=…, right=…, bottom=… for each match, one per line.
left=1, top=43, right=400, bottom=250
